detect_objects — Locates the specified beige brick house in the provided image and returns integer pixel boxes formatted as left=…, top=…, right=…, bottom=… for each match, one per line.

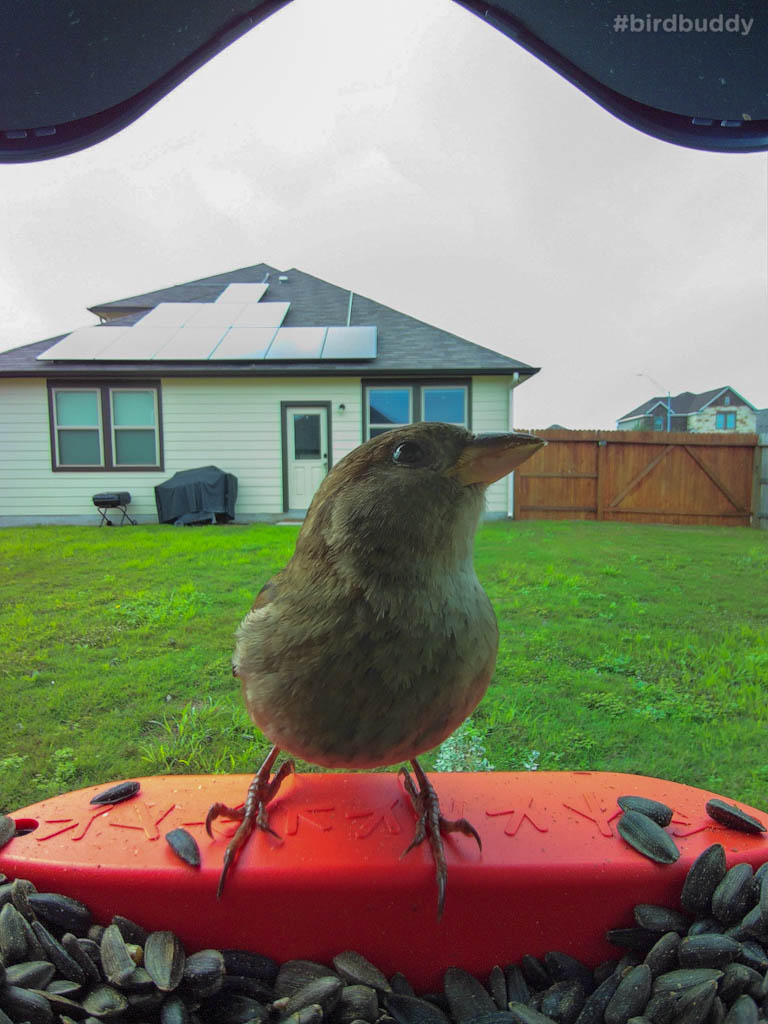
left=617, top=386, right=757, bottom=433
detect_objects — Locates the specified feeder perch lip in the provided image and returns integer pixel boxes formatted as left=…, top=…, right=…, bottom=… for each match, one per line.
left=2, top=771, right=766, bottom=990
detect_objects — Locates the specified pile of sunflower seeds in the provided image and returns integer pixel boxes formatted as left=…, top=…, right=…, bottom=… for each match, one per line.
left=0, top=840, right=767, bottom=1024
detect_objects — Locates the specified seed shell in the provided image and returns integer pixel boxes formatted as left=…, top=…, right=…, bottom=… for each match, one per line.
left=712, top=865, right=755, bottom=925
left=444, top=967, right=497, bottom=1023
left=652, top=969, right=723, bottom=994
left=617, top=812, right=680, bottom=865
left=27, top=891, right=92, bottom=934
left=540, top=980, right=584, bottom=1024
left=89, top=780, right=141, bottom=805
left=644, top=932, right=681, bottom=978
left=82, top=982, right=130, bottom=1017
left=674, top=980, right=717, bottom=1024
left=144, top=929, right=186, bottom=992
left=0, top=984, right=54, bottom=1024
left=724, top=994, right=759, bottom=1024
left=0, top=901, right=28, bottom=962
left=100, top=922, right=138, bottom=986
left=386, top=993, right=452, bottom=1024
left=604, top=964, right=652, bottom=1024
left=333, top=950, right=392, bottom=992
left=681, top=845, right=727, bottom=916
left=617, top=797, right=674, bottom=828
left=165, top=827, right=201, bottom=868
left=705, top=800, right=766, bottom=835
left=507, top=1002, right=558, bottom=1024
left=5, top=959, right=56, bottom=988
left=634, top=905, right=689, bottom=934
left=574, top=971, right=623, bottom=1024
left=678, top=935, right=741, bottom=969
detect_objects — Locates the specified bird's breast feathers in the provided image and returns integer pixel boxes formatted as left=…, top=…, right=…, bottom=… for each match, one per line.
left=233, top=567, right=498, bottom=768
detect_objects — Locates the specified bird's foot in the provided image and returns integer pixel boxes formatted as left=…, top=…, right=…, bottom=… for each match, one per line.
left=205, top=745, right=294, bottom=899
left=399, top=758, right=482, bottom=918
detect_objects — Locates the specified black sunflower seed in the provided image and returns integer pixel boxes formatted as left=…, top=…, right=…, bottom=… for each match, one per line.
left=164, top=828, right=201, bottom=868
left=617, top=797, right=673, bottom=828
left=89, top=780, right=141, bottom=805
left=705, top=800, right=766, bottom=835
left=681, top=845, right=727, bottom=916
left=617, top=812, right=680, bottom=865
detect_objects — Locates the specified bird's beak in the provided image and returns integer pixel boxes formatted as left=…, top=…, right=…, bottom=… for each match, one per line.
left=448, top=431, right=546, bottom=486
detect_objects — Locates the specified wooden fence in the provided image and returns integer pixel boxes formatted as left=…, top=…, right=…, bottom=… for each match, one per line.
left=513, top=430, right=761, bottom=527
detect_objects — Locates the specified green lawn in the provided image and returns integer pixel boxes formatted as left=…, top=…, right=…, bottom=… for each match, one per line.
left=1, top=521, right=766, bottom=815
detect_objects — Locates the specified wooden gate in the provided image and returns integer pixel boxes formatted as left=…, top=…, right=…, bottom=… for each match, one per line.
left=514, top=430, right=758, bottom=527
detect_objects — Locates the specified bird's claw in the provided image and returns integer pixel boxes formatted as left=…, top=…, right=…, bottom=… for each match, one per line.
left=206, top=746, right=294, bottom=899
left=399, top=760, right=482, bottom=919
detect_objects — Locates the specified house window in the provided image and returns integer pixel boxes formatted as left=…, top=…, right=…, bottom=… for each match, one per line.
left=724, top=395, right=731, bottom=405
left=110, top=390, right=159, bottom=466
left=53, top=389, right=104, bottom=466
left=716, top=411, right=736, bottom=429
left=653, top=415, right=664, bottom=431
left=367, top=388, right=412, bottom=438
left=364, top=382, right=469, bottom=439
left=50, top=383, right=162, bottom=470
left=421, top=386, right=468, bottom=427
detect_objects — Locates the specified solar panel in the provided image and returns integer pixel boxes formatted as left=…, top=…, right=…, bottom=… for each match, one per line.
left=322, top=325, right=377, bottom=359
left=209, top=327, right=277, bottom=360
left=183, top=303, right=247, bottom=327
left=36, top=326, right=129, bottom=360
left=215, top=283, right=269, bottom=304
left=265, top=327, right=327, bottom=360
left=153, top=326, right=229, bottom=360
left=233, top=302, right=290, bottom=328
left=136, top=303, right=197, bottom=327
left=97, top=326, right=175, bottom=360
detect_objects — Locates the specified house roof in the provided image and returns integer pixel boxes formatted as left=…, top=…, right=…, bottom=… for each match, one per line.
left=0, top=264, right=539, bottom=381
left=617, top=386, right=755, bottom=422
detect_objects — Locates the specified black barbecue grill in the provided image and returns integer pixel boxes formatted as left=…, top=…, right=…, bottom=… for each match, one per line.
left=92, top=492, right=137, bottom=526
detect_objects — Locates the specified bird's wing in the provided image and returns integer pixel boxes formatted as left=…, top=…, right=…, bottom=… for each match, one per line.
left=231, top=575, right=281, bottom=678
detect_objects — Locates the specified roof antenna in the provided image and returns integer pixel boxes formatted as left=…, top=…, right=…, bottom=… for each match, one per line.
left=346, top=290, right=354, bottom=326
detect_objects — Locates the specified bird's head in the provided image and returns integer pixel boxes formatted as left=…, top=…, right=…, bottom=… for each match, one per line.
left=295, top=422, right=544, bottom=575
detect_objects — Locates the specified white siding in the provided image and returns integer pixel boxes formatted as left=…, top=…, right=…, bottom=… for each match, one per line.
left=0, top=377, right=361, bottom=522
left=161, top=377, right=361, bottom=516
left=0, top=374, right=521, bottom=523
left=471, top=375, right=513, bottom=516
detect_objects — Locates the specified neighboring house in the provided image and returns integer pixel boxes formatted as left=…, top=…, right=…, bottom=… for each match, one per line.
left=757, top=408, right=768, bottom=435
left=616, top=386, right=757, bottom=433
left=0, top=263, right=540, bottom=525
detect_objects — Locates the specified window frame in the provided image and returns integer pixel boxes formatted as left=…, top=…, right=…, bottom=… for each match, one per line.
left=109, top=387, right=161, bottom=468
left=51, top=387, right=105, bottom=468
left=420, top=384, right=469, bottom=428
left=47, top=380, right=164, bottom=472
left=362, top=378, right=471, bottom=440
left=715, top=410, right=736, bottom=430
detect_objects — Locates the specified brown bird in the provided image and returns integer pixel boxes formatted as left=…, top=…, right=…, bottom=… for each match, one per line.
left=206, top=421, right=544, bottom=913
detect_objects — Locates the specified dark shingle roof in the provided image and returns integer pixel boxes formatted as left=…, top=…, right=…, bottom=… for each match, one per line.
left=618, top=386, right=753, bottom=422
left=0, top=264, right=538, bottom=380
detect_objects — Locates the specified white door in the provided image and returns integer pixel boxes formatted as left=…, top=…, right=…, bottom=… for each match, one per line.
left=286, top=406, right=329, bottom=510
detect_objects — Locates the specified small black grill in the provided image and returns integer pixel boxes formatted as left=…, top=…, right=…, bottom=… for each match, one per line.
left=92, top=492, right=137, bottom=526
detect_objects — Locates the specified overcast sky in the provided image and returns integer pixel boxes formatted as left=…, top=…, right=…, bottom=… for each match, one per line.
left=1, top=0, right=766, bottom=429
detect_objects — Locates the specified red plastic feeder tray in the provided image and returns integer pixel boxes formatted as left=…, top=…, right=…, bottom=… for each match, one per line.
left=2, top=771, right=766, bottom=991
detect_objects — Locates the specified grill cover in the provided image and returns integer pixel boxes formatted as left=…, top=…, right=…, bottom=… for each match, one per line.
left=154, top=466, right=237, bottom=525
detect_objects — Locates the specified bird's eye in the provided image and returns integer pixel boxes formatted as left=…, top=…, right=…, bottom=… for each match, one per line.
left=392, top=441, right=425, bottom=465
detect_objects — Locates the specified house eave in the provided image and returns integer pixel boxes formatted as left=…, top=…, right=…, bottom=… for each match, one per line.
left=1, top=364, right=540, bottom=380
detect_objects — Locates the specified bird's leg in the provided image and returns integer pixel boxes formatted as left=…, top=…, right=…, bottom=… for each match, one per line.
left=399, top=757, right=482, bottom=918
left=205, top=744, right=294, bottom=899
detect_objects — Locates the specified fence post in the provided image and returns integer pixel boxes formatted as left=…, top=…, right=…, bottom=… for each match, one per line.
left=596, top=437, right=607, bottom=521
left=755, top=433, right=768, bottom=529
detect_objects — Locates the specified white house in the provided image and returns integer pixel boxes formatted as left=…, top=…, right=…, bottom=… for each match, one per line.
left=0, top=264, right=540, bottom=525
